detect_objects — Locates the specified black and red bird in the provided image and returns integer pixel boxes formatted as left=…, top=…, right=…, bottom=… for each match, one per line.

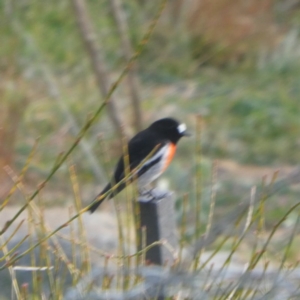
left=89, top=117, right=189, bottom=213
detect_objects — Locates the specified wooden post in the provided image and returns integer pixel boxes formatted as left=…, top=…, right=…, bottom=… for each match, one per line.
left=138, top=189, right=178, bottom=265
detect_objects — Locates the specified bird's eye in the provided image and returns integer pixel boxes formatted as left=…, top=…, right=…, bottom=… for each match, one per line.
left=177, top=123, right=186, bottom=134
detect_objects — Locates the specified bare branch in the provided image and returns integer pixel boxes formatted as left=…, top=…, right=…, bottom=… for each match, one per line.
left=71, top=0, right=126, bottom=139
left=110, top=0, right=143, bottom=132
left=10, top=20, right=107, bottom=183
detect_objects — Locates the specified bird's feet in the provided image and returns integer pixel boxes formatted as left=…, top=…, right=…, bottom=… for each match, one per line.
left=138, top=188, right=170, bottom=202
left=139, top=188, right=155, bottom=201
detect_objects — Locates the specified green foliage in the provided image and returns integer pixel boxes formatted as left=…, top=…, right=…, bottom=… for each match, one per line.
left=2, top=147, right=300, bottom=299
left=181, top=68, right=300, bottom=165
left=21, top=0, right=82, bottom=67
left=2, top=1, right=300, bottom=297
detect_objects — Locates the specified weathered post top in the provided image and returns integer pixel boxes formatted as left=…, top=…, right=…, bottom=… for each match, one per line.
left=138, top=189, right=178, bottom=266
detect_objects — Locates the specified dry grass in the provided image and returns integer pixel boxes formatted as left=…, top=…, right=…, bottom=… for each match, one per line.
left=188, top=0, right=282, bottom=64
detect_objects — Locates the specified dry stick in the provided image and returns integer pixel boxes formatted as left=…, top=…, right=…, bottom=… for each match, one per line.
left=110, top=0, right=143, bottom=132
left=191, top=167, right=300, bottom=259
left=113, top=189, right=126, bottom=290
left=0, top=220, right=25, bottom=252
left=0, top=0, right=167, bottom=237
left=38, top=59, right=108, bottom=183
left=68, top=207, right=77, bottom=285
left=193, top=114, right=203, bottom=270
left=121, top=134, right=131, bottom=261
left=0, top=235, right=29, bottom=261
left=0, top=235, right=21, bottom=299
left=243, top=186, right=256, bottom=235
left=0, top=145, right=161, bottom=269
left=2, top=165, right=80, bottom=279
left=37, top=198, right=56, bottom=297
left=72, top=0, right=125, bottom=140
left=130, top=173, right=141, bottom=269
left=251, top=202, right=300, bottom=270
left=194, top=160, right=219, bottom=268
left=178, top=193, right=189, bottom=263
left=56, top=231, right=166, bottom=261
left=228, top=202, right=300, bottom=300
left=205, top=161, right=218, bottom=238
left=27, top=196, right=39, bottom=296
left=121, top=134, right=138, bottom=290
left=279, top=214, right=300, bottom=270
left=69, top=164, right=91, bottom=275
left=0, top=138, right=39, bottom=211
left=194, top=115, right=202, bottom=236
left=10, top=19, right=107, bottom=183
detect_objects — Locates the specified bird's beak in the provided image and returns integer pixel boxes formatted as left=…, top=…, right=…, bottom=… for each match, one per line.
left=177, top=123, right=191, bottom=137
left=182, top=130, right=191, bottom=137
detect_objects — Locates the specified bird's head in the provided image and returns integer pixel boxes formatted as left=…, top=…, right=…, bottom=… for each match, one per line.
left=148, top=117, right=190, bottom=144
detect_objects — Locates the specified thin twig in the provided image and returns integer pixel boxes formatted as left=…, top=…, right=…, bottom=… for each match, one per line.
left=0, top=0, right=167, bottom=237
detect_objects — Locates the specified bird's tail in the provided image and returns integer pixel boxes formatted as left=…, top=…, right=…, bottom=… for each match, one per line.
left=88, top=183, right=111, bottom=213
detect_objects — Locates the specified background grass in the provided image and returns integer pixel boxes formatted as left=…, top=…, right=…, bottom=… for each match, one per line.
left=2, top=0, right=300, bottom=298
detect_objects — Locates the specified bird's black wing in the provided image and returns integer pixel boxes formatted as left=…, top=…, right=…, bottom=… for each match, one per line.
left=89, top=130, right=166, bottom=213
left=112, top=129, right=167, bottom=184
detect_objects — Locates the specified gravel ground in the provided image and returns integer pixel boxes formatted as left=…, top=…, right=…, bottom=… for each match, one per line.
left=0, top=206, right=272, bottom=299
left=0, top=206, right=119, bottom=299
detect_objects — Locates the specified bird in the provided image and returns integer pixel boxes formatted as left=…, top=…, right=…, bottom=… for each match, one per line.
left=88, top=117, right=189, bottom=213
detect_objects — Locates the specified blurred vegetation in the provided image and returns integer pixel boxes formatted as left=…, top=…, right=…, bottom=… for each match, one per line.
left=1, top=0, right=300, bottom=217
left=2, top=1, right=300, bottom=298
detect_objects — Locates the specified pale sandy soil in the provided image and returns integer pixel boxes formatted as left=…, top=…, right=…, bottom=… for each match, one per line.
left=218, top=159, right=294, bottom=183
left=1, top=206, right=119, bottom=253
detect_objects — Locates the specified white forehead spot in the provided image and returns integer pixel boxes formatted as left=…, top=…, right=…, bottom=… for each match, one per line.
left=177, top=123, right=186, bottom=134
